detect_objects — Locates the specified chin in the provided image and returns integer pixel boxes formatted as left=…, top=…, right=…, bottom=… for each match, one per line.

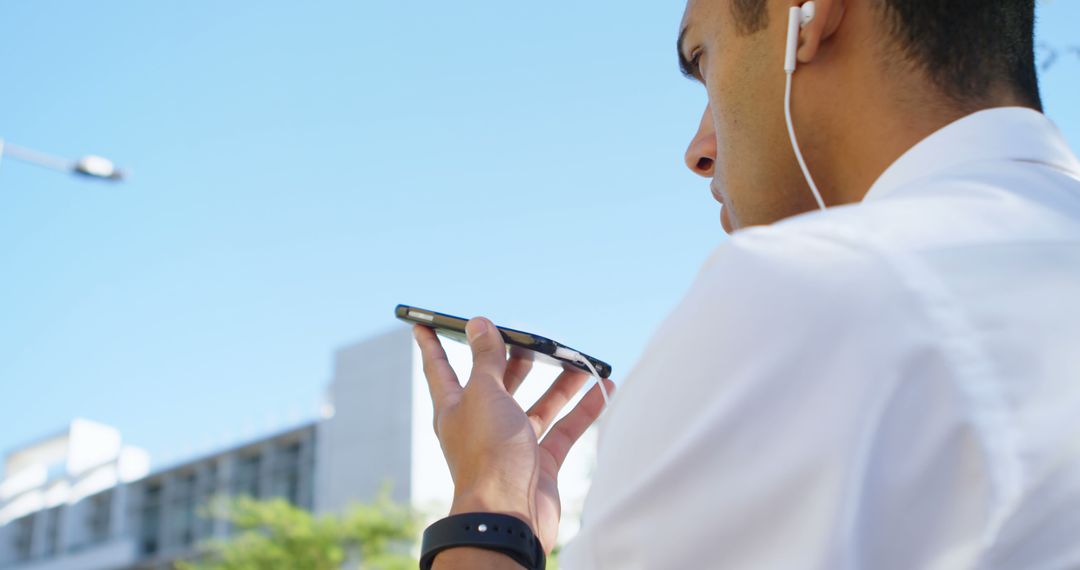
left=720, top=207, right=734, bottom=234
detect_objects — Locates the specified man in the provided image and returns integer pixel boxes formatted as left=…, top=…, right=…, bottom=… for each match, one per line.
left=413, top=0, right=1080, bottom=568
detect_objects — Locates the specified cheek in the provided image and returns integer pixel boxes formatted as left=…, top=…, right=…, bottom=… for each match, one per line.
left=705, top=86, right=744, bottom=188
left=705, top=53, right=780, bottom=175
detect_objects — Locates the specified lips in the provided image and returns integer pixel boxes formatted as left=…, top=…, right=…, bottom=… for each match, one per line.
left=710, top=183, right=733, bottom=233
left=711, top=185, right=725, bottom=205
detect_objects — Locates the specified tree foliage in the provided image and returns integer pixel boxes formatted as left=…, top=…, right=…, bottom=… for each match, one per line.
left=177, top=490, right=419, bottom=570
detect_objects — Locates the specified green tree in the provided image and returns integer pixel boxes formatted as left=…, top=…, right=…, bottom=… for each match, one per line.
left=178, top=490, right=419, bottom=570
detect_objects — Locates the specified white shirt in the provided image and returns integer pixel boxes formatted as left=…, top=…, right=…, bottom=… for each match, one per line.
left=561, top=108, right=1080, bottom=570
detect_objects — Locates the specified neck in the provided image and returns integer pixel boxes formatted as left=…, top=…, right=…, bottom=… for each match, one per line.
left=819, top=79, right=1033, bottom=206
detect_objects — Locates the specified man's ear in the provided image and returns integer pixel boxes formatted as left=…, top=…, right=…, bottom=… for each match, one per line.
left=797, top=0, right=845, bottom=64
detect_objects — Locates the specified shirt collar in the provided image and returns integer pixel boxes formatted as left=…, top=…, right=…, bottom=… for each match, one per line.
left=863, top=107, right=1080, bottom=202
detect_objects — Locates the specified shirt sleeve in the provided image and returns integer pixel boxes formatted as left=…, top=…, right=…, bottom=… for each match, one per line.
left=559, top=224, right=1001, bottom=570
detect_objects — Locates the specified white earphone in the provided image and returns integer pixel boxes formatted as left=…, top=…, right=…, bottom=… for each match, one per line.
left=785, top=1, right=816, bottom=73
left=783, top=1, right=827, bottom=210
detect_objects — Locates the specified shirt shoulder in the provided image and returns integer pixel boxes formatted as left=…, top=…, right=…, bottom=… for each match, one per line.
left=567, top=221, right=997, bottom=568
left=772, top=159, right=1080, bottom=259
left=688, top=212, right=927, bottom=334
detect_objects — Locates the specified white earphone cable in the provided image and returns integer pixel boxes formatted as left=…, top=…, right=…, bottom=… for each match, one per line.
left=784, top=71, right=827, bottom=211
left=554, top=346, right=611, bottom=411
left=578, top=354, right=611, bottom=410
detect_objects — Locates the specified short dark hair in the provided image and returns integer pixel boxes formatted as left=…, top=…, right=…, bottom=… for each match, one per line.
left=730, top=0, right=1042, bottom=110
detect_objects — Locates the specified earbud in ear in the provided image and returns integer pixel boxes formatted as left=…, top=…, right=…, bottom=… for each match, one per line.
left=784, top=1, right=816, bottom=73
left=799, top=1, right=816, bottom=28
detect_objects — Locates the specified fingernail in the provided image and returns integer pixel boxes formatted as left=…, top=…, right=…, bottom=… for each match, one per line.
left=466, top=318, right=487, bottom=342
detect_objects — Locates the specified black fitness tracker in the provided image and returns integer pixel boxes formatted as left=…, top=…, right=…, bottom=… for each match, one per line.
left=419, top=512, right=545, bottom=570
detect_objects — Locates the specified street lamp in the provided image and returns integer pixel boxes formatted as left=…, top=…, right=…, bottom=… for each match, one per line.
left=0, top=139, right=126, bottom=182
left=1038, top=42, right=1080, bottom=71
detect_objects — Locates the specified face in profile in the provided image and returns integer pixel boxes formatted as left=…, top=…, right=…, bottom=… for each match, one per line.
left=679, top=0, right=821, bottom=234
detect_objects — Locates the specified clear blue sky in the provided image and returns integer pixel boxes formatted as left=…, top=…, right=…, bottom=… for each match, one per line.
left=1, top=1, right=1078, bottom=467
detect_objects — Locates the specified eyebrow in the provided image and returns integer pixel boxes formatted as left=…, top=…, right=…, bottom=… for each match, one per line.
left=677, top=26, right=698, bottom=81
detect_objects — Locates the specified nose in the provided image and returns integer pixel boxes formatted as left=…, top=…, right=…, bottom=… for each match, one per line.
left=684, top=104, right=717, bottom=178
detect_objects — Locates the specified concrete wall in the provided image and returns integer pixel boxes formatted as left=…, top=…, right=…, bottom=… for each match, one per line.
left=315, top=327, right=415, bottom=513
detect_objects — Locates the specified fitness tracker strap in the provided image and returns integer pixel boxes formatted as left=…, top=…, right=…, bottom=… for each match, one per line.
left=420, top=512, right=545, bottom=570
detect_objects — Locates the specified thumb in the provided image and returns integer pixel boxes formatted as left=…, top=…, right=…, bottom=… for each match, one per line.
left=466, top=317, right=508, bottom=389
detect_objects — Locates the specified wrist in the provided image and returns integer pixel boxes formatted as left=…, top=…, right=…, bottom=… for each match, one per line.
left=450, top=488, right=536, bottom=534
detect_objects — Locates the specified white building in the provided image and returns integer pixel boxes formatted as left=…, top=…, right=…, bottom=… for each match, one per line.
left=0, top=327, right=599, bottom=569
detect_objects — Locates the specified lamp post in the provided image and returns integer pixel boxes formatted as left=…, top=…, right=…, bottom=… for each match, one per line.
left=1038, top=43, right=1080, bottom=71
left=0, top=139, right=126, bottom=182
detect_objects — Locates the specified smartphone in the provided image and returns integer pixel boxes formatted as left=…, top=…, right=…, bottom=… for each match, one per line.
left=395, top=304, right=612, bottom=378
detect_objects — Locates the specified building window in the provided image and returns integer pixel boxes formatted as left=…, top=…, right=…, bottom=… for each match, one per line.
left=140, top=481, right=162, bottom=556
left=170, top=472, right=197, bottom=548
left=233, top=453, right=261, bottom=499
left=12, top=515, right=33, bottom=562
left=44, top=507, right=62, bottom=556
left=196, top=463, right=219, bottom=540
left=86, top=491, right=112, bottom=544
left=271, top=441, right=303, bottom=506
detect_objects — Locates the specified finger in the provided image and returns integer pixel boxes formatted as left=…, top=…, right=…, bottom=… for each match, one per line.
left=503, top=346, right=535, bottom=395
left=464, top=317, right=508, bottom=391
left=412, top=324, right=462, bottom=406
left=540, top=379, right=616, bottom=471
left=524, top=368, right=591, bottom=437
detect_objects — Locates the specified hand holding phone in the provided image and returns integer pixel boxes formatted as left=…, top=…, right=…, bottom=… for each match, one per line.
left=410, top=316, right=615, bottom=555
